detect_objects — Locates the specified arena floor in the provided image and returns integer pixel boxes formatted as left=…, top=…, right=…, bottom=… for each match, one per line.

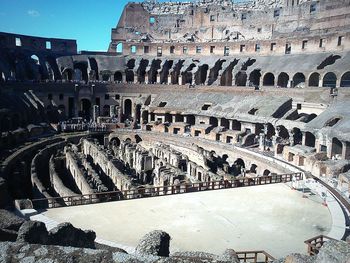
left=43, top=183, right=332, bottom=258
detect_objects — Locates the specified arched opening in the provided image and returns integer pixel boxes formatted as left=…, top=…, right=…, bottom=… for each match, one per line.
left=88, top=57, right=99, bottom=81
left=126, top=70, right=134, bottom=83
left=114, top=72, right=123, bottom=82
left=235, top=71, right=247, bottom=86
left=248, top=69, right=261, bottom=87
left=186, top=115, right=195, bottom=125
left=141, top=110, right=149, bottom=124
left=137, top=59, right=149, bottom=83
left=232, top=120, right=241, bottom=131
left=30, top=55, right=40, bottom=65
left=135, top=135, right=142, bottom=143
left=277, top=72, right=289, bottom=88
left=195, top=64, right=209, bottom=85
left=80, top=99, right=92, bottom=120
left=277, top=125, right=289, bottom=140
left=305, top=132, right=315, bottom=148
left=292, top=72, right=305, bottom=88
left=175, top=114, right=184, bottom=122
left=124, top=99, right=132, bottom=120
left=209, top=117, right=218, bottom=127
left=332, top=138, right=343, bottom=157
left=323, top=72, right=337, bottom=88
left=148, top=59, right=162, bottom=84
left=62, top=68, right=73, bottom=81
left=263, top=73, right=275, bottom=86
left=165, top=113, right=172, bottom=123
left=308, top=72, right=320, bottom=87
left=292, top=128, right=302, bottom=145
left=116, top=43, right=123, bottom=54
left=249, top=164, right=257, bottom=174
left=111, top=137, right=121, bottom=147
left=263, top=169, right=271, bottom=176
left=266, top=123, right=275, bottom=139
left=340, top=71, right=350, bottom=87
left=221, top=118, right=229, bottom=129
left=101, top=70, right=111, bottom=81
left=234, top=158, right=245, bottom=173
left=136, top=104, right=141, bottom=124
left=74, top=62, right=88, bottom=82
left=103, top=105, right=110, bottom=116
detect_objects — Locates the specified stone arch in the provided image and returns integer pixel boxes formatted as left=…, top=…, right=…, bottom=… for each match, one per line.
left=114, top=71, right=123, bottom=82
left=80, top=98, right=91, bottom=120
left=116, top=43, right=123, bottom=54
left=249, top=69, right=261, bottom=87
left=292, top=72, right=305, bottom=88
left=331, top=137, right=343, bottom=157
left=220, top=118, right=229, bottom=129
left=292, top=128, right=302, bottom=145
left=340, top=71, right=350, bottom=87
left=209, top=117, right=218, bottom=127
left=308, top=72, right=320, bottom=87
left=124, top=99, right=132, bottom=119
left=263, top=169, right=271, bottom=176
left=74, top=62, right=88, bottom=82
left=277, top=125, right=289, bottom=140
left=249, top=164, right=257, bottom=174
left=195, top=64, right=209, bottom=85
left=323, top=72, right=337, bottom=88
left=234, top=158, right=245, bottom=169
left=62, top=68, right=73, bottom=81
left=30, top=55, right=40, bottom=65
left=263, top=72, right=275, bottom=86
left=111, top=137, right=121, bottom=147
left=235, top=71, right=247, bottom=86
left=305, top=132, right=315, bottom=147
left=277, top=72, right=289, bottom=88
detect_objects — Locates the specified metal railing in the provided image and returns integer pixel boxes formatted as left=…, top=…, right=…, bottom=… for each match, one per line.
left=31, top=172, right=302, bottom=209
left=304, top=235, right=337, bottom=256
left=236, top=251, right=275, bottom=263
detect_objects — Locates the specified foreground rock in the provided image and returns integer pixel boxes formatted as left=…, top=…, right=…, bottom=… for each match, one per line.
left=17, top=221, right=49, bottom=244
left=0, top=209, right=25, bottom=231
left=316, top=240, right=350, bottom=263
left=48, top=222, right=96, bottom=249
left=135, top=230, right=171, bottom=257
left=0, top=178, right=11, bottom=209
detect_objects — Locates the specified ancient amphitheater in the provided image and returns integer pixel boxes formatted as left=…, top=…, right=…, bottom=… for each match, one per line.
left=1, top=0, right=350, bottom=262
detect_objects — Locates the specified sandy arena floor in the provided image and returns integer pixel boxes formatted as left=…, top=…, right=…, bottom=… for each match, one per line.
left=43, top=183, right=332, bottom=258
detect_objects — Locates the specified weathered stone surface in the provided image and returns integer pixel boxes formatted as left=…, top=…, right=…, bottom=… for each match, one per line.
left=48, top=222, right=96, bottom=249
left=95, top=242, right=128, bottom=254
left=0, top=229, right=17, bottom=242
left=0, top=209, right=25, bottom=231
left=315, top=240, right=350, bottom=263
left=17, top=220, right=49, bottom=244
left=14, top=199, right=33, bottom=210
left=135, top=230, right=171, bottom=257
left=171, top=250, right=239, bottom=263
left=272, top=254, right=316, bottom=263
left=0, top=241, right=115, bottom=263
left=0, top=178, right=11, bottom=209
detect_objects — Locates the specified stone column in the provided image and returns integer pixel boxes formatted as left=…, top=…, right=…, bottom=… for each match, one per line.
left=93, top=105, right=100, bottom=123
left=259, top=133, right=265, bottom=151
left=122, top=73, right=126, bottom=83
left=301, top=132, right=306, bottom=146
left=183, top=116, right=188, bottom=124
left=178, top=74, right=183, bottom=85
left=144, top=74, right=149, bottom=84
left=109, top=105, right=115, bottom=117
left=167, top=74, right=172, bottom=85
left=342, top=141, right=350, bottom=160
left=172, top=115, right=176, bottom=123
left=148, top=112, right=152, bottom=123
left=156, top=72, right=161, bottom=84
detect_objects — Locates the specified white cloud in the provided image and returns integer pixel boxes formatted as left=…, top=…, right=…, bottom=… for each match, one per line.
left=27, top=10, right=40, bottom=17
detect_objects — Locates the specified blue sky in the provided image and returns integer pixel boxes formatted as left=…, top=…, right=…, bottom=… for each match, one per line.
left=0, top=0, right=248, bottom=51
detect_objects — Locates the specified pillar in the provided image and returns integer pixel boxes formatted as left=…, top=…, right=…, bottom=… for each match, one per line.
left=122, top=73, right=126, bottom=83
left=109, top=105, right=115, bottom=118
left=172, top=115, right=176, bottom=123
left=167, top=74, right=172, bottom=85
left=336, top=77, right=341, bottom=88
left=156, top=72, right=161, bottom=84
left=259, top=133, right=265, bottom=151
left=178, top=74, right=183, bottom=85
left=342, top=141, right=350, bottom=160
left=183, top=116, right=188, bottom=123
left=93, top=105, right=100, bottom=123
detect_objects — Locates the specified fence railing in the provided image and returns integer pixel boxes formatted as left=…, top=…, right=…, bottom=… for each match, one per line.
left=31, top=172, right=303, bottom=209
left=236, top=250, right=275, bottom=263
left=304, top=235, right=337, bottom=256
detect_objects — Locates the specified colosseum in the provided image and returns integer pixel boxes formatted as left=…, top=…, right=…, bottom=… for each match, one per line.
left=1, top=0, right=350, bottom=262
